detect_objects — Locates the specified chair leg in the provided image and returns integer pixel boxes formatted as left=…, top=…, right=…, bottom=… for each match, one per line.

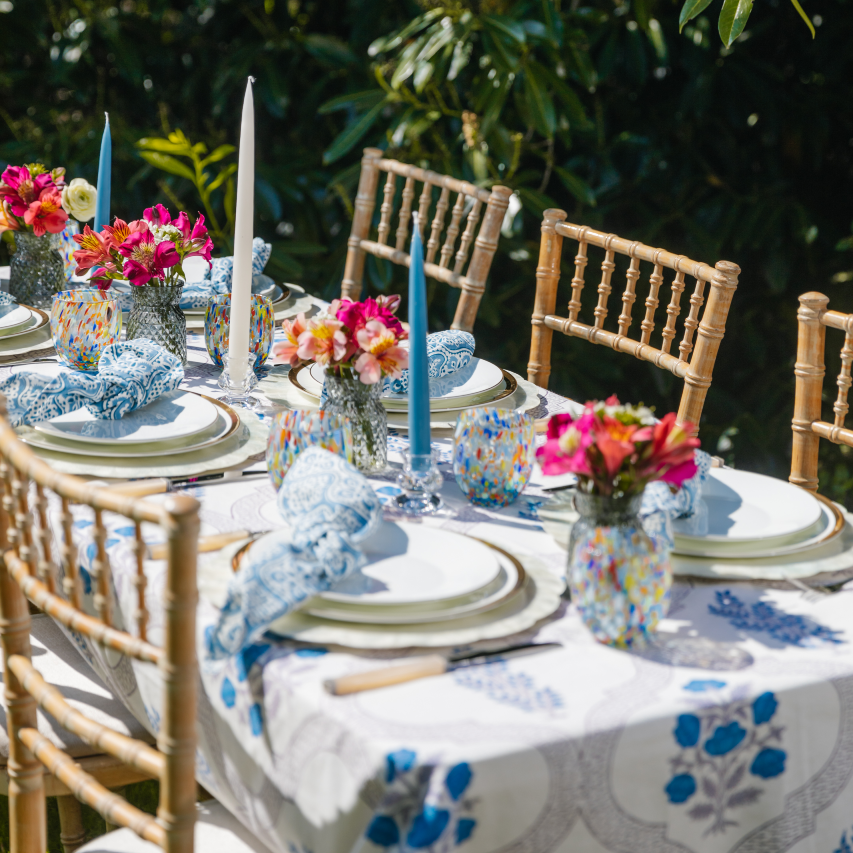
left=104, top=786, right=126, bottom=833
left=57, top=795, right=88, bottom=853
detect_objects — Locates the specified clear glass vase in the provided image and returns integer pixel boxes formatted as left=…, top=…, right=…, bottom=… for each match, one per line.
left=9, top=231, right=66, bottom=308
left=126, top=283, right=186, bottom=364
left=321, top=370, right=387, bottom=474
left=568, top=491, right=671, bottom=648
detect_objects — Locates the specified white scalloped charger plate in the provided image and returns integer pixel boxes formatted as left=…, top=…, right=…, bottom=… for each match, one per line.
left=0, top=304, right=34, bottom=336
left=264, top=550, right=563, bottom=649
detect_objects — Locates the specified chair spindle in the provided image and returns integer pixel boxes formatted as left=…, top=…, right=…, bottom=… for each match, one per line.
left=395, top=176, right=415, bottom=251
left=660, top=269, right=686, bottom=355
left=618, top=252, right=641, bottom=336
left=91, top=510, right=112, bottom=627
left=440, top=194, right=465, bottom=269
left=426, top=186, right=450, bottom=265
left=132, top=522, right=148, bottom=641
left=32, top=485, right=55, bottom=594
left=377, top=171, right=396, bottom=247
left=640, top=259, right=664, bottom=345
left=833, top=329, right=853, bottom=429
left=59, top=498, right=81, bottom=609
left=679, top=278, right=707, bottom=362
left=568, top=233, right=588, bottom=322
left=453, top=199, right=482, bottom=275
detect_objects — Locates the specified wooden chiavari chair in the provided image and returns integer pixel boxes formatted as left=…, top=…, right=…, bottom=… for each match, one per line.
left=790, top=292, right=853, bottom=491
left=341, top=147, right=512, bottom=332
left=0, top=399, right=267, bottom=852
left=527, top=209, right=741, bottom=433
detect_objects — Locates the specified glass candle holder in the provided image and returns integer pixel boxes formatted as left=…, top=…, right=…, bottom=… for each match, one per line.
left=218, top=350, right=259, bottom=409
left=266, top=409, right=353, bottom=490
left=453, top=407, right=535, bottom=507
left=205, top=293, right=274, bottom=372
left=50, top=289, right=122, bottom=372
left=395, top=449, right=443, bottom=515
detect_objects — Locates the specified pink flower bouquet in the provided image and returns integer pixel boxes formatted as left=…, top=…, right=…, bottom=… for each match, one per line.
left=0, top=163, right=70, bottom=236
left=536, top=396, right=700, bottom=496
left=71, top=204, right=213, bottom=289
left=273, top=295, right=408, bottom=385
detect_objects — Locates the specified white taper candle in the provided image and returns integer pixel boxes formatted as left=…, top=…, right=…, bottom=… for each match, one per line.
left=227, top=76, right=255, bottom=385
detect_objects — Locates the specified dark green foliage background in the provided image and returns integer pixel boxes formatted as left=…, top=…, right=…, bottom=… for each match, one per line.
left=2, top=0, right=853, bottom=496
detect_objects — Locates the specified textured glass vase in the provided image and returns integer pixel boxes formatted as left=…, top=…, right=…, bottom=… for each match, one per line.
left=9, top=231, right=66, bottom=308
left=321, top=371, right=387, bottom=474
left=126, top=283, right=186, bottom=364
left=568, top=492, right=671, bottom=648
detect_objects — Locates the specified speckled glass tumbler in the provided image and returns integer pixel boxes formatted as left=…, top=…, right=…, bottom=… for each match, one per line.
left=50, top=289, right=122, bottom=372
left=205, top=293, right=274, bottom=371
left=453, top=407, right=535, bottom=507
left=266, top=409, right=354, bottom=490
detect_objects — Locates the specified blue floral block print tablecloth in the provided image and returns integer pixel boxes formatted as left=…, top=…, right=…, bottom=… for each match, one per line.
left=32, top=324, right=853, bottom=853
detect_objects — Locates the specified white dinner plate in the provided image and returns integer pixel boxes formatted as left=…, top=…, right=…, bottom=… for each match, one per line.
left=304, top=551, right=523, bottom=624
left=0, top=304, right=33, bottom=336
left=318, top=523, right=503, bottom=606
left=34, top=387, right=221, bottom=445
left=671, top=468, right=823, bottom=543
left=673, top=495, right=844, bottom=559
left=306, top=358, right=505, bottom=406
left=18, top=405, right=238, bottom=459
left=0, top=305, right=49, bottom=343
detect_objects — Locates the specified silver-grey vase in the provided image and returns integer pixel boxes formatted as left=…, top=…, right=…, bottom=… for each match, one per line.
left=9, top=231, right=66, bottom=308
left=126, top=283, right=187, bottom=364
left=321, top=370, right=387, bottom=474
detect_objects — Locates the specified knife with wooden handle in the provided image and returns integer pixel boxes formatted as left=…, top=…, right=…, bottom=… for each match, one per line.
left=325, top=642, right=561, bottom=695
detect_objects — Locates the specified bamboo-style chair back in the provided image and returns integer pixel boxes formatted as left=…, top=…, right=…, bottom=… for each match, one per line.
left=0, top=397, right=200, bottom=853
left=789, top=292, right=853, bottom=491
left=527, top=209, right=741, bottom=432
left=341, top=147, right=512, bottom=332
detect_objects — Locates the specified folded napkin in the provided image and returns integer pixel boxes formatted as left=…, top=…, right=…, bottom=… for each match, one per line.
left=386, top=330, right=475, bottom=395
left=204, top=447, right=381, bottom=660
left=0, top=339, right=183, bottom=427
left=180, top=237, right=272, bottom=310
left=639, top=449, right=713, bottom=549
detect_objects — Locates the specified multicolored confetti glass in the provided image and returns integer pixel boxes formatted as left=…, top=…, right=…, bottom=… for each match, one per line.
left=49, top=288, right=122, bottom=372
left=266, top=409, right=354, bottom=490
left=453, top=407, right=535, bottom=507
left=568, top=492, right=671, bottom=647
left=205, top=293, right=274, bottom=371
left=56, top=219, right=80, bottom=282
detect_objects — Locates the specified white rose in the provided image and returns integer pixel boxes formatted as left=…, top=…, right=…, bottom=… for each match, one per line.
left=61, top=178, right=97, bottom=223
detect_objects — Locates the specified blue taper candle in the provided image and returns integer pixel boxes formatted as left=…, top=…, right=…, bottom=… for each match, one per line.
left=93, top=113, right=111, bottom=232
left=408, top=214, right=431, bottom=457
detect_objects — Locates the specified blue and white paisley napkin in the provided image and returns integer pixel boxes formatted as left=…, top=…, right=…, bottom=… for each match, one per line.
left=0, top=339, right=184, bottom=427
left=204, top=447, right=381, bottom=660
left=386, top=329, right=475, bottom=394
left=639, top=449, right=713, bottom=549
left=180, top=237, right=272, bottom=310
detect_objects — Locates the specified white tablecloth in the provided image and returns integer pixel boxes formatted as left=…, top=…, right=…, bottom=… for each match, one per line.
left=16, top=303, right=853, bottom=853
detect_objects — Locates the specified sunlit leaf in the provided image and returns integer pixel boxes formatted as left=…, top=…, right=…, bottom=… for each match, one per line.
left=207, top=163, right=237, bottom=192
left=391, top=35, right=427, bottom=88
left=136, top=137, right=191, bottom=155
left=679, top=0, right=715, bottom=31
left=138, top=151, right=195, bottom=182
left=413, top=61, right=434, bottom=93
left=200, top=144, right=236, bottom=167
left=719, top=0, right=753, bottom=46
left=318, top=90, right=386, bottom=115
left=323, top=100, right=386, bottom=164
left=368, top=9, right=443, bottom=56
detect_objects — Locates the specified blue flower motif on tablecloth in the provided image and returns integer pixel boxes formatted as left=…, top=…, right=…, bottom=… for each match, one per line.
left=835, top=825, right=853, bottom=853
left=708, top=590, right=843, bottom=647
left=665, top=688, right=786, bottom=835
left=366, top=752, right=478, bottom=851
left=675, top=714, right=701, bottom=747
left=454, top=661, right=564, bottom=715
left=517, top=498, right=545, bottom=522
left=665, top=774, right=697, bottom=803
left=684, top=680, right=727, bottom=692
left=704, top=721, right=747, bottom=755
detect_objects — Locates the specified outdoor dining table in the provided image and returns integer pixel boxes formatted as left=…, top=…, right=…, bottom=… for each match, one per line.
left=4, top=300, right=853, bottom=853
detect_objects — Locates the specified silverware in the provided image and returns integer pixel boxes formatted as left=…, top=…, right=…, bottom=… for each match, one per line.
left=107, top=470, right=270, bottom=498
left=325, top=641, right=561, bottom=695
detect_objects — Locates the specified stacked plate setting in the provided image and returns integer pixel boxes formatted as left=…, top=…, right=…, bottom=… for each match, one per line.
left=16, top=383, right=239, bottom=462
left=292, top=356, right=516, bottom=415
left=0, top=302, right=49, bottom=343
left=671, top=467, right=853, bottom=582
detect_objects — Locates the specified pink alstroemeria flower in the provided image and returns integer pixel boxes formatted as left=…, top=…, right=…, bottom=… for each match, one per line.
left=353, top=320, right=409, bottom=384
left=102, top=218, right=147, bottom=249
left=271, top=313, right=307, bottom=367
left=24, top=188, right=68, bottom=236
left=117, top=229, right=180, bottom=286
left=0, top=202, right=19, bottom=234
left=174, top=211, right=213, bottom=264
left=337, top=296, right=405, bottom=337
left=536, top=410, right=595, bottom=476
left=0, top=166, right=56, bottom=217
left=296, top=316, right=348, bottom=366
left=72, top=225, right=114, bottom=274
left=143, top=203, right=172, bottom=227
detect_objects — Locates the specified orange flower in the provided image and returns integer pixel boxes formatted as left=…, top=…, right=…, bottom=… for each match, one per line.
left=271, top=313, right=307, bottom=367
